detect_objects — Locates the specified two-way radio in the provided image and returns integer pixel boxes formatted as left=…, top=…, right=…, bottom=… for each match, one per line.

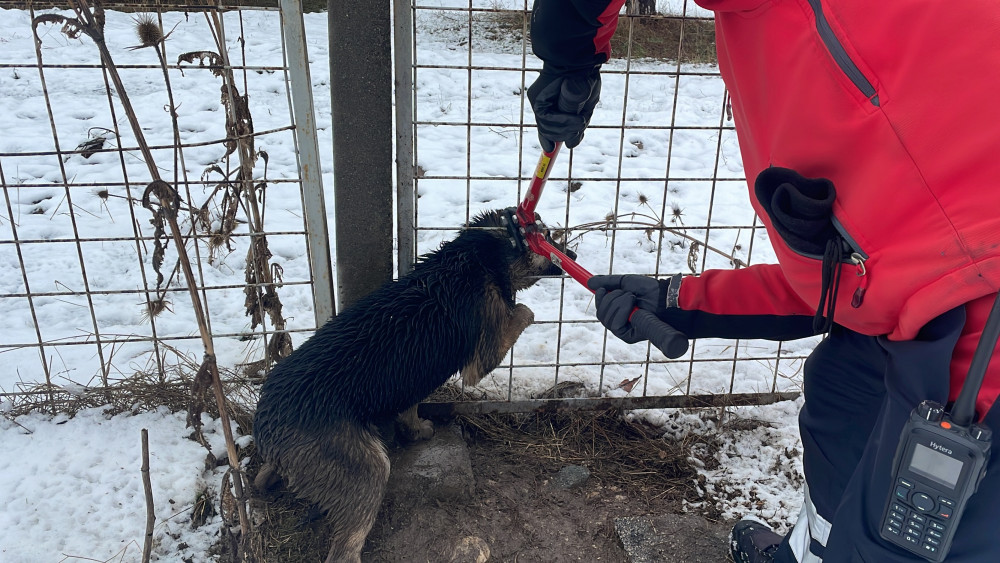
left=879, top=298, right=997, bottom=561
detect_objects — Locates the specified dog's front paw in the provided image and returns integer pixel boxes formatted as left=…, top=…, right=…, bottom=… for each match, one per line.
left=512, top=303, right=534, bottom=326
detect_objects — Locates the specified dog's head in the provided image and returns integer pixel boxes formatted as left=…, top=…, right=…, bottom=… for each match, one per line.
left=467, top=209, right=578, bottom=292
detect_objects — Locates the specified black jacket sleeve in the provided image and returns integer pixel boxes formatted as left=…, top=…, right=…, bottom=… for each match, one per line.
left=659, top=308, right=820, bottom=342
left=530, top=0, right=626, bottom=73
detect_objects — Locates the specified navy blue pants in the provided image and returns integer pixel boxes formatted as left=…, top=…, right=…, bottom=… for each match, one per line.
left=773, top=306, right=1000, bottom=562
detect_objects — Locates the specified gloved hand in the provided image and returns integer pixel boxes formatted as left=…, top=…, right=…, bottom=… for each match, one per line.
left=527, top=66, right=601, bottom=152
left=589, top=276, right=689, bottom=358
left=587, top=274, right=676, bottom=316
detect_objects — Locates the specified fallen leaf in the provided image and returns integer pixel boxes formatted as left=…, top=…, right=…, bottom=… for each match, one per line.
left=617, top=375, right=641, bottom=393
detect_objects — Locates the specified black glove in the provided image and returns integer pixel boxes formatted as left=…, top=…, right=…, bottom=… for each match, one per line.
left=587, top=274, right=680, bottom=317
left=592, top=286, right=689, bottom=358
left=527, top=66, right=601, bottom=152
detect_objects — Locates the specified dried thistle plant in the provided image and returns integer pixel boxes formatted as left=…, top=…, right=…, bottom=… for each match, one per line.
left=131, top=13, right=164, bottom=49
left=562, top=200, right=746, bottom=274
left=141, top=296, right=174, bottom=321
left=670, top=203, right=685, bottom=225
left=36, top=0, right=252, bottom=536
left=129, top=13, right=181, bottom=51
left=177, top=17, right=288, bottom=368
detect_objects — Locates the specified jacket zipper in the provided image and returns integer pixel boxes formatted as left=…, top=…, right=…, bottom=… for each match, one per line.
left=806, top=0, right=879, bottom=106
left=789, top=217, right=866, bottom=263
left=832, top=218, right=869, bottom=307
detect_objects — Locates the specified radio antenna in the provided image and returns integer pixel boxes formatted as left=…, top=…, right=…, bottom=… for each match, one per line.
left=952, top=293, right=1000, bottom=427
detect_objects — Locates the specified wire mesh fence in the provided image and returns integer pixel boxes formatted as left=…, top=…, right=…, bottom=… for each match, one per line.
left=0, top=0, right=810, bottom=417
left=0, top=0, right=330, bottom=413
left=404, top=0, right=813, bottom=413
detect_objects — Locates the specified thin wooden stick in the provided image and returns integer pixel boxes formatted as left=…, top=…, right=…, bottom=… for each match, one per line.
left=141, top=428, right=154, bottom=563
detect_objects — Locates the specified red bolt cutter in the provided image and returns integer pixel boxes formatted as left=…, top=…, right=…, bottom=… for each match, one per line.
left=504, top=142, right=689, bottom=358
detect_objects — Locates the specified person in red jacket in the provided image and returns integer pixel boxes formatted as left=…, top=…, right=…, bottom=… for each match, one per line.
left=528, top=1, right=1000, bottom=562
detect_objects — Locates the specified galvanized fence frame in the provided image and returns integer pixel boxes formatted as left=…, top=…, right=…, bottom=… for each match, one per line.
left=401, top=0, right=809, bottom=415
left=0, top=0, right=331, bottom=412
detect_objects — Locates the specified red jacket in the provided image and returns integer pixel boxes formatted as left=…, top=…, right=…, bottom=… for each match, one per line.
left=531, top=0, right=1000, bottom=414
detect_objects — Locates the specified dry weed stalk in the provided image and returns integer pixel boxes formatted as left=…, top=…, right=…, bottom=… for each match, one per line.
left=141, top=428, right=155, bottom=563
left=178, top=14, right=292, bottom=366
left=557, top=195, right=747, bottom=273
left=33, top=0, right=251, bottom=540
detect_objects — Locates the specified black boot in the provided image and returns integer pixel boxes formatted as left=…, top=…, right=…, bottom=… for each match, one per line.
left=730, top=520, right=783, bottom=563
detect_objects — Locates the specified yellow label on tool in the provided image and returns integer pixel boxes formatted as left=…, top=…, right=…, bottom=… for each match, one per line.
left=535, top=155, right=550, bottom=179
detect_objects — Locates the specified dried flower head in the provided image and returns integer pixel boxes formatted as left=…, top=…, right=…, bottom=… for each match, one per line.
left=141, top=296, right=173, bottom=321
left=132, top=14, right=163, bottom=48
left=670, top=203, right=685, bottom=225
left=208, top=231, right=231, bottom=251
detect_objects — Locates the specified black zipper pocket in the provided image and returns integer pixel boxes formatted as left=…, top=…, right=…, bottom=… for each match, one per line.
left=793, top=218, right=865, bottom=261
left=806, top=0, right=879, bottom=106
left=788, top=217, right=870, bottom=310
left=775, top=215, right=866, bottom=262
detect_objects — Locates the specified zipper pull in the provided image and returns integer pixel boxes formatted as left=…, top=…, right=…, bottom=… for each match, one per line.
left=850, top=252, right=868, bottom=308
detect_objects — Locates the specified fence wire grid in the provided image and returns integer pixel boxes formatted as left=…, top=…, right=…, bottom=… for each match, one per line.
left=0, top=0, right=330, bottom=413
left=402, top=0, right=812, bottom=414
left=0, top=0, right=810, bottom=416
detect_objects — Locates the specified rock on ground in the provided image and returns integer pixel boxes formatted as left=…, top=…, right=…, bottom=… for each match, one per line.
left=615, top=513, right=732, bottom=563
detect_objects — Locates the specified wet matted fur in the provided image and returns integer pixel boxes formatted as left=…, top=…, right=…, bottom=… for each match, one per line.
left=252, top=209, right=572, bottom=563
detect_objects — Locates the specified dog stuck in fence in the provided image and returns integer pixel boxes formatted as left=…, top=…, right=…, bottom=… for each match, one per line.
left=251, top=208, right=574, bottom=563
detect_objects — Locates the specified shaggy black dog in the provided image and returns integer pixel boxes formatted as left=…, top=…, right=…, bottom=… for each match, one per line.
left=252, top=209, right=572, bottom=563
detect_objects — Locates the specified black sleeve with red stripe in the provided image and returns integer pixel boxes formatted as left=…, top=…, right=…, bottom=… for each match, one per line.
left=530, top=0, right=626, bottom=73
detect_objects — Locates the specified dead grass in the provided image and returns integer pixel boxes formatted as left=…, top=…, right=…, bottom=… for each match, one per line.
left=245, top=489, right=333, bottom=563
left=468, top=9, right=718, bottom=65
left=479, top=4, right=527, bottom=44
left=459, top=408, right=705, bottom=503
left=0, top=362, right=258, bottom=432
left=611, top=15, right=717, bottom=64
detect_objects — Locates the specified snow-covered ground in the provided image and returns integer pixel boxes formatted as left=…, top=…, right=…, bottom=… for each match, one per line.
left=0, top=407, right=240, bottom=562
left=0, top=3, right=808, bottom=560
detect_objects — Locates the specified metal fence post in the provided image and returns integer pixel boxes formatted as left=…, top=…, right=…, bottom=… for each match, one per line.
left=392, top=0, right=416, bottom=276
left=328, top=0, right=394, bottom=311
left=280, top=0, right=335, bottom=325
left=394, top=0, right=415, bottom=277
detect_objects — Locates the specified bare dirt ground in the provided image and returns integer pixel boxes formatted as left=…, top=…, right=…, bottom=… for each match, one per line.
left=246, top=409, right=736, bottom=563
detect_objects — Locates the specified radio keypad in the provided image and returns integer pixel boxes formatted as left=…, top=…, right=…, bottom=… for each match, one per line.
left=882, top=479, right=952, bottom=556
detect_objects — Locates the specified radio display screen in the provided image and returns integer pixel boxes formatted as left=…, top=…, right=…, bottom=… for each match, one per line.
left=908, top=443, right=963, bottom=489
